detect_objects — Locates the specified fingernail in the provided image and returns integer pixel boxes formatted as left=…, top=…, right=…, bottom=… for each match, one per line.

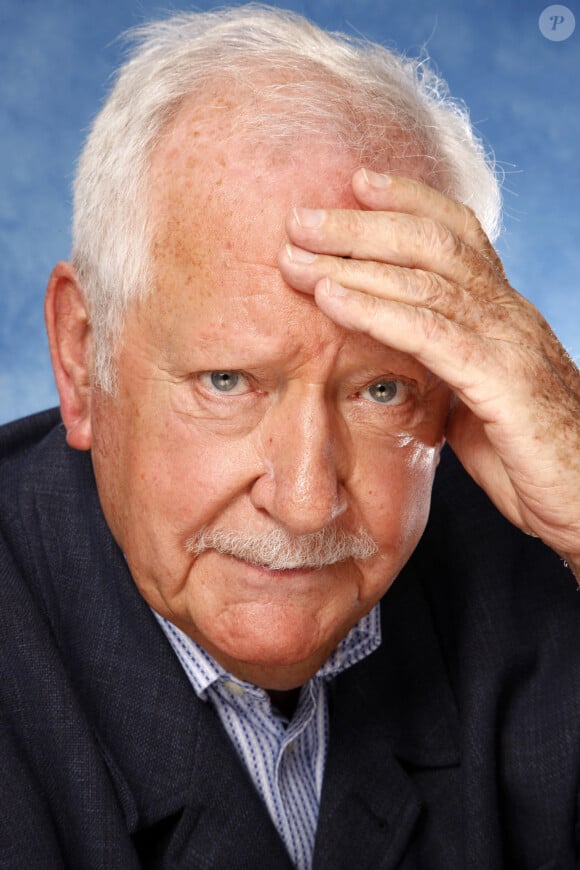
left=322, top=277, right=348, bottom=297
left=285, top=243, right=317, bottom=264
left=293, top=207, right=325, bottom=228
left=361, top=168, right=391, bottom=188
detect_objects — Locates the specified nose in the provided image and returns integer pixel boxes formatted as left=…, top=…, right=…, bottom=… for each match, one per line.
left=250, top=388, right=349, bottom=535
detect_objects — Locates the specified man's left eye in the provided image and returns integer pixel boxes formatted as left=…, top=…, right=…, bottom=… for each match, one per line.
left=360, top=379, right=409, bottom=406
left=201, top=371, right=251, bottom=395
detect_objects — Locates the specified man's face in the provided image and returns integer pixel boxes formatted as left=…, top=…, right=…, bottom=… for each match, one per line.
left=89, top=111, right=450, bottom=689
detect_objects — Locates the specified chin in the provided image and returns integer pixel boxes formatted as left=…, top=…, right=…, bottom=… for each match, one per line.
left=202, top=602, right=354, bottom=687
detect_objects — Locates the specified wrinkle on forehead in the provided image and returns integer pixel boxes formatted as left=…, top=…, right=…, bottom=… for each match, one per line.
left=144, top=92, right=442, bottom=371
left=147, top=86, right=442, bottom=257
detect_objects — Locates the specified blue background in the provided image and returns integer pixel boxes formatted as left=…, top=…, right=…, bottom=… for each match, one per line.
left=1, top=0, right=578, bottom=424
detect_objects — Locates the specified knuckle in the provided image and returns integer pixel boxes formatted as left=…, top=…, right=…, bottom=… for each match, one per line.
left=334, top=246, right=397, bottom=297
left=421, top=217, right=462, bottom=259
left=406, top=306, right=446, bottom=360
left=342, top=210, right=367, bottom=253
left=361, top=290, right=389, bottom=331
left=419, top=307, right=443, bottom=345
left=415, top=268, right=447, bottom=309
left=366, top=259, right=393, bottom=289
left=461, top=203, right=493, bottom=250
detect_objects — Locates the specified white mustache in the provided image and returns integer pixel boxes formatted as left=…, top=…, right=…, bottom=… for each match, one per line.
left=185, top=525, right=378, bottom=571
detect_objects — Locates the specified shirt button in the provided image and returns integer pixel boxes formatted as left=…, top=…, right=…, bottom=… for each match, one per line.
left=223, top=680, right=245, bottom=697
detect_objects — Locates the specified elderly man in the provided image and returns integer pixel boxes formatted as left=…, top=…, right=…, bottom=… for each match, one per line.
left=1, top=5, right=580, bottom=868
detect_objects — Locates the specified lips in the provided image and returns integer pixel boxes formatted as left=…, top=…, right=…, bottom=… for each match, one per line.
left=231, top=554, right=322, bottom=576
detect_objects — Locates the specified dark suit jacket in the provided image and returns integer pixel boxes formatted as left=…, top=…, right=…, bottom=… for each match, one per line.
left=1, top=408, right=580, bottom=869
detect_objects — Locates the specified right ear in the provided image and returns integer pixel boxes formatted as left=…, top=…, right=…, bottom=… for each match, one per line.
left=44, top=262, right=93, bottom=451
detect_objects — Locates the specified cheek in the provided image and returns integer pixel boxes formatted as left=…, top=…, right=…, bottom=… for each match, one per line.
left=351, top=442, right=440, bottom=610
left=117, top=418, right=263, bottom=567
left=149, top=432, right=250, bottom=517
left=358, top=440, right=440, bottom=553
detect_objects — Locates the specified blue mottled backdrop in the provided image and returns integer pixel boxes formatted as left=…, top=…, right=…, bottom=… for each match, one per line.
left=1, top=0, right=578, bottom=423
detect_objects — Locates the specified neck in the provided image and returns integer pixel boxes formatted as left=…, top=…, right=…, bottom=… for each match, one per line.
left=267, top=686, right=302, bottom=720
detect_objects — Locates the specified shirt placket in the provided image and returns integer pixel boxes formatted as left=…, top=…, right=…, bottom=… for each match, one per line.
left=273, top=681, right=324, bottom=870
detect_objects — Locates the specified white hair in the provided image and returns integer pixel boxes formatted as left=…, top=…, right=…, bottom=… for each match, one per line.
left=71, top=3, right=502, bottom=392
left=186, top=524, right=378, bottom=570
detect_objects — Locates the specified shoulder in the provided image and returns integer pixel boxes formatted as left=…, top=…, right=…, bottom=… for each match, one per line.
left=0, top=407, right=63, bottom=467
left=0, top=408, right=109, bottom=637
left=417, top=447, right=580, bottom=792
left=0, top=407, right=75, bottom=505
left=0, top=407, right=98, bottom=532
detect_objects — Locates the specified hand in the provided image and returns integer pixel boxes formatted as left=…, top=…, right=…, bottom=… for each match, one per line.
left=277, top=168, right=580, bottom=579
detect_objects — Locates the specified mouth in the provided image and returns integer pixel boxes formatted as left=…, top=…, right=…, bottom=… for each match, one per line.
left=232, top=554, right=323, bottom=576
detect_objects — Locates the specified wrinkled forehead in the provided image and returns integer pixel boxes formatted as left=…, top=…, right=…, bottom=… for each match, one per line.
left=151, top=134, right=359, bottom=232
left=148, top=90, right=441, bottom=270
left=149, top=121, right=350, bottom=282
left=126, top=97, right=439, bottom=390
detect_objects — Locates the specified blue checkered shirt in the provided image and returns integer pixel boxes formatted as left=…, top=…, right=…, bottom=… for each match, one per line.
left=154, top=606, right=381, bottom=870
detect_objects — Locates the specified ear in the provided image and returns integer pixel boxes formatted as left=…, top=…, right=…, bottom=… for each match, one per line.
left=45, top=262, right=93, bottom=451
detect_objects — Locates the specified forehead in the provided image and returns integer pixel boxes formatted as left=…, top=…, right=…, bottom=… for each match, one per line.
left=146, top=141, right=347, bottom=363
left=150, top=108, right=361, bottom=252
left=147, top=103, right=360, bottom=325
left=141, top=99, right=428, bottom=374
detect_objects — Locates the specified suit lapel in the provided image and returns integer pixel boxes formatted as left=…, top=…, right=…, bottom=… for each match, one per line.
left=83, top=556, right=292, bottom=866
left=168, top=699, right=294, bottom=867
left=314, top=563, right=461, bottom=870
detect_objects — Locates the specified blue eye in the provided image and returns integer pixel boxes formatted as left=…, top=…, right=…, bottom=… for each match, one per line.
left=198, top=370, right=252, bottom=396
left=210, top=371, right=241, bottom=392
left=361, top=379, right=408, bottom=405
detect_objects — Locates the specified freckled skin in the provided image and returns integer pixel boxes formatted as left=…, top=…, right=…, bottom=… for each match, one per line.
left=89, top=104, right=450, bottom=690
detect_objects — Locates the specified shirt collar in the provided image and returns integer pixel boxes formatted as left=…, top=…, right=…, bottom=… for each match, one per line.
left=318, top=604, right=382, bottom=679
left=153, top=604, right=382, bottom=699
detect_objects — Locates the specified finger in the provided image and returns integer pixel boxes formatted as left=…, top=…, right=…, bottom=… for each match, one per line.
left=284, top=206, right=505, bottom=302
left=313, top=277, right=496, bottom=407
left=352, top=168, right=502, bottom=269
left=278, top=241, right=542, bottom=349
left=315, top=278, right=563, bottom=431
left=278, top=242, right=487, bottom=329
